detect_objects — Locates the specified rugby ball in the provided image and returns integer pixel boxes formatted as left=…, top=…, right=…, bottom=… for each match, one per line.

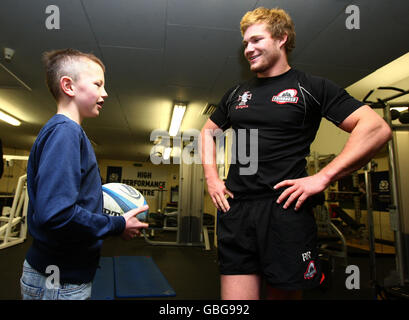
left=102, top=183, right=148, bottom=221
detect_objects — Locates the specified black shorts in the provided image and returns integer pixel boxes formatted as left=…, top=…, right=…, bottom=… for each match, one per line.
left=217, top=196, right=324, bottom=291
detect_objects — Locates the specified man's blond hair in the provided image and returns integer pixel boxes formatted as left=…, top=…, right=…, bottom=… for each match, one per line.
left=240, top=7, right=296, bottom=55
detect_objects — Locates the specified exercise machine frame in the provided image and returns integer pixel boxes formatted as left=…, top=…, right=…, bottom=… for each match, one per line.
left=143, top=162, right=210, bottom=250
left=364, top=86, right=409, bottom=290
left=0, top=174, right=28, bottom=250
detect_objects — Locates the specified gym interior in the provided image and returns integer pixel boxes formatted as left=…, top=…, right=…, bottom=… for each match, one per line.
left=1, top=1, right=409, bottom=301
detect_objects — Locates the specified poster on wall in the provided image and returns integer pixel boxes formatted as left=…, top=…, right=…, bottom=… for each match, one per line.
left=106, top=166, right=122, bottom=183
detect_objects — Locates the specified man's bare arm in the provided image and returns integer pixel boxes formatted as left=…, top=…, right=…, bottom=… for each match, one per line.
left=274, top=105, right=392, bottom=210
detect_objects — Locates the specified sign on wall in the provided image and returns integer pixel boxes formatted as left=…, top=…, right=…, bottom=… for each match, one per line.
left=120, top=167, right=168, bottom=199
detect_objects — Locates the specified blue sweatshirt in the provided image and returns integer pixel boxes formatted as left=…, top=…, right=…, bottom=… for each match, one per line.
left=26, top=114, right=125, bottom=283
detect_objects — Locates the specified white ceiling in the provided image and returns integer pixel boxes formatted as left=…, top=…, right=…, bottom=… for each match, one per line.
left=0, top=0, right=408, bottom=161
left=346, top=52, right=409, bottom=103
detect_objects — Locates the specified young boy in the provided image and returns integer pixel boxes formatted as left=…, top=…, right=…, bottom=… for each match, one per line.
left=20, top=49, right=148, bottom=300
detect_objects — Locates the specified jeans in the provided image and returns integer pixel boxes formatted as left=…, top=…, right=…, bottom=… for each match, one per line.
left=20, top=260, right=92, bottom=300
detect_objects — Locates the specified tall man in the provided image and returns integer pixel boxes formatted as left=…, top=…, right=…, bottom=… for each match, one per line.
left=201, top=7, right=391, bottom=300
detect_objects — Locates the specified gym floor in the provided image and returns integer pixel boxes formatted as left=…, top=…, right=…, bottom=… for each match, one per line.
left=0, top=229, right=398, bottom=301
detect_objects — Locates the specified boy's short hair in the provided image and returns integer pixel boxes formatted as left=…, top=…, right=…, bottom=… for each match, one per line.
left=42, top=48, right=105, bottom=101
left=240, top=7, right=296, bottom=55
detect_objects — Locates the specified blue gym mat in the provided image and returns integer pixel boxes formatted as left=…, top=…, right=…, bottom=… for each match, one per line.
left=91, top=257, right=115, bottom=300
left=114, top=256, right=176, bottom=298
left=91, top=256, right=176, bottom=299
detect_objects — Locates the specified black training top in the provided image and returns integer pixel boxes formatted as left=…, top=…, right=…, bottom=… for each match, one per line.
left=210, top=68, right=363, bottom=199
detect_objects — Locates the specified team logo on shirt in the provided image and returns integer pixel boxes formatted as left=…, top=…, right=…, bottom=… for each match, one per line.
left=272, top=88, right=299, bottom=104
left=235, top=91, right=252, bottom=109
left=304, top=260, right=317, bottom=280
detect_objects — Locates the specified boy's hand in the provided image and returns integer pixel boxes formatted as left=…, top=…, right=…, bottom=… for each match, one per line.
left=121, top=205, right=149, bottom=240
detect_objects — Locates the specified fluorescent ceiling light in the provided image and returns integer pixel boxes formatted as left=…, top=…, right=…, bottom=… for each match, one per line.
left=3, top=155, right=29, bottom=161
left=0, top=110, right=21, bottom=126
left=169, top=103, right=186, bottom=137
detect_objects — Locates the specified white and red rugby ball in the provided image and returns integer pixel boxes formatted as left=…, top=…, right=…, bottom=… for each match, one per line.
left=102, top=183, right=148, bottom=221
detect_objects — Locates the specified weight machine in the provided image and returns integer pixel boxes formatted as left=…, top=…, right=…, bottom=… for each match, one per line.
left=363, top=86, right=409, bottom=298
left=143, top=160, right=211, bottom=250
left=309, top=152, right=348, bottom=271
left=0, top=174, right=28, bottom=250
